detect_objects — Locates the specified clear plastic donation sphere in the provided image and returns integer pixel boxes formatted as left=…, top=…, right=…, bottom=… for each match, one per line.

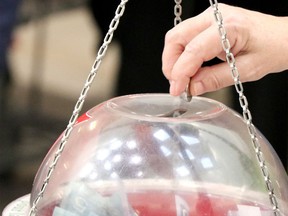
left=3, top=94, right=288, bottom=216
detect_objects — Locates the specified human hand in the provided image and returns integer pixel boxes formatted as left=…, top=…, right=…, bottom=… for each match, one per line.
left=162, top=3, right=288, bottom=96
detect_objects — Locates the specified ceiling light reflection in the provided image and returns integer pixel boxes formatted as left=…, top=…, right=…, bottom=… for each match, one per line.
left=112, top=154, right=122, bottom=163
left=130, top=155, right=142, bottom=165
left=185, top=149, right=195, bottom=160
left=201, top=157, right=214, bottom=169
left=181, top=135, right=199, bottom=145
left=176, top=166, right=190, bottom=177
left=160, top=145, right=172, bottom=156
left=110, top=138, right=123, bottom=150
left=96, top=149, right=110, bottom=161
left=127, top=140, right=137, bottom=149
left=153, top=129, right=170, bottom=141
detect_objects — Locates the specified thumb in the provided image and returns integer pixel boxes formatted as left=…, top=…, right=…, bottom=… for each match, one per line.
left=189, top=62, right=236, bottom=95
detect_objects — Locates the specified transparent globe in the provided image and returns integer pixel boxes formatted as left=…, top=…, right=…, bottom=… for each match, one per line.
left=29, top=94, right=288, bottom=215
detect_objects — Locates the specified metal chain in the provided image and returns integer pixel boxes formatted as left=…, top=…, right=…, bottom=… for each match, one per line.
left=209, top=1, right=281, bottom=215
left=174, top=0, right=182, bottom=26
left=28, top=0, right=281, bottom=215
left=28, top=0, right=129, bottom=215
left=174, top=0, right=192, bottom=102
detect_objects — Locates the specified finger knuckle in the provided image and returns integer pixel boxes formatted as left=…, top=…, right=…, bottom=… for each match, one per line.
left=206, top=73, right=222, bottom=92
left=184, top=42, right=202, bottom=55
left=164, top=29, right=179, bottom=44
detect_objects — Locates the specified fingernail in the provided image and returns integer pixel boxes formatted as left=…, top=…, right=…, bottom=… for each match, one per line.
left=192, top=82, right=205, bottom=95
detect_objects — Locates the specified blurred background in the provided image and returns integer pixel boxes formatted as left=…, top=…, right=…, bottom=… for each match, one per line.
left=0, top=0, right=122, bottom=210
left=0, top=0, right=287, bottom=212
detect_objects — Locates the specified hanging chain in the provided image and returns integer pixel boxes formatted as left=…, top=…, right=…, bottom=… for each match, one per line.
left=174, top=0, right=182, bottom=25
left=28, top=1, right=129, bottom=215
left=27, top=0, right=281, bottom=215
left=174, top=0, right=192, bottom=102
left=209, top=1, right=281, bottom=215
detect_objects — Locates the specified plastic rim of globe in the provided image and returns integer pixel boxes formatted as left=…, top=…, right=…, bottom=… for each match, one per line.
left=2, top=194, right=30, bottom=216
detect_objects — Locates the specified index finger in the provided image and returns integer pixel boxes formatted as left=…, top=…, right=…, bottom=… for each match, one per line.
left=162, top=9, right=212, bottom=80
left=169, top=25, right=225, bottom=95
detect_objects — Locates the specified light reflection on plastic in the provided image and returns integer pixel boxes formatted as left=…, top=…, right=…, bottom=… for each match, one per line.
left=110, top=172, right=119, bottom=179
left=153, top=129, right=170, bottom=141
left=126, top=140, right=137, bottom=149
left=176, top=166, right=190, bottom=177
left=63, top=163, right=69, bottom=170
left=181, top=135, right=199, bottom=145
left=160, top=145, right=172, bottom=156
left=136, top=171, right=143, bottom=177
left=89, top=121, right=97, bottom=131
left=96, top=149, right=110, bottom=161
left=185, top=149, right=195, bottom=160
left=201, top=157, right=214, bottom=169
left=178, top=152, right=184, bottom=159
left=110, top=139, right=123, bottom=150
left=112, top=154, right=122, bottom=163
left=79, top=163, right=94, bottom=178
left=104, top=161, right=112, bottom=170
left=130, top=155, right=142, bottom=165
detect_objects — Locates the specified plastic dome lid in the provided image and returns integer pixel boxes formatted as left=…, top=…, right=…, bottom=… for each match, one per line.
left=3, top=94, right=288, bottom=216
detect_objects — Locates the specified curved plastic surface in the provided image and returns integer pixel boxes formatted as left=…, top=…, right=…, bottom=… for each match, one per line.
left=30, top=94, right=288, bottom=216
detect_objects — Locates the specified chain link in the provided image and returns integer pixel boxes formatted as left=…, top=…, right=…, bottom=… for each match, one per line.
left=174, top=0, right=192, bottom=102
left=174, top=0, right=182, bottom=26
left=209, top=1, right=281, bottom=215
left=28, top=0, right=129, bottom=215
